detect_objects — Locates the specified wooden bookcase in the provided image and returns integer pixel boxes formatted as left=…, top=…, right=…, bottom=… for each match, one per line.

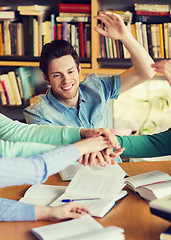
left=0, top=0, right=170, bottom=120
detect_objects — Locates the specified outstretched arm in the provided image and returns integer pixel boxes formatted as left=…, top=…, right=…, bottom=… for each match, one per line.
left=94, top=12, right=155, bottom=92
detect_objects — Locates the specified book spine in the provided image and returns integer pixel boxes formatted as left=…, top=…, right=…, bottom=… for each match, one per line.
left=136, top=11, right=170, bottom=16
left=146, top=24, right=153, bottom=58
left=135, top=15, right=170, bottom=23
left=56, top=16, right=90, bottom=22
left=78, top=22, right=85, bottom=58
left=23, top=16, right=29, bottom=55
left=0, top=79, right=8, bottom=105
left=58, top=3, right=91, bottom=13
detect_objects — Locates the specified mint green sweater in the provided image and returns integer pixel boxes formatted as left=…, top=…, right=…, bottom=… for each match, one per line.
left=117, top=128, right=171, bottom=158
left=0, top=114, right=81, bottom=157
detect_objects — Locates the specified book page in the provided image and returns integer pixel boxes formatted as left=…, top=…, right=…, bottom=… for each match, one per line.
left=59, top=164, right=89, bottom=181
left=90, top=163, right=128, bottom=178
left=31, top=214, right=103, bottom=240
left=64, top=169, right=125, bottom=198
left=19, top=185, right=66, bottom=206
left=65, top=226, right=125, bottom=240
left=150, top=194, right=171, bottom=213
left=145, top=180, right=171, bottom=199
left=125, top=170, right=171, bottom=190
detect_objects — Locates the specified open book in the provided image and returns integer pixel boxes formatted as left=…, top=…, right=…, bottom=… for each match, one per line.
left=19, top=184, right=66, bottom=206
left=31, top=214, right=125, bottom=240
left=50, top=168, right=127, bottom=218
left=149, top=194, right=171, bottom=222
left=59, top=162, right=127, bottom=181
left=125, top=170, right=171, bottom=201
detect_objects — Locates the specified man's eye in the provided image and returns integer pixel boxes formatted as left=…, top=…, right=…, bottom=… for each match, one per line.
left=53, top=74, right=61, bottom=78
left=68, top=70, right=74, bottom=74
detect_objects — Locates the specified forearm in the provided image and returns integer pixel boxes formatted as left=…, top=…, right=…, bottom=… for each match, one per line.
left=0, top=114, right=81, bottom=145
left=120, top=33, right=155, bottom=92
left=0, top=145, right=80, bottom=188
left=117, top=129, right=171, bottom=158
left=0, top=139, right=57, bottom=157
left=0, top=198, right=36, bottom=221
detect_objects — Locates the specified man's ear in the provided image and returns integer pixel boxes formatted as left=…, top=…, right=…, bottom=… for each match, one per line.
left=42, top=73, right=50, bottom=85
left=78, top=65, right=81, bottom=74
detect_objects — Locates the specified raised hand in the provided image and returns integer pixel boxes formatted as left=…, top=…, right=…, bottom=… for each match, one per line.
left=94, top=11, right=130, bottom=40
left=151, top=60, right=171, bottom=86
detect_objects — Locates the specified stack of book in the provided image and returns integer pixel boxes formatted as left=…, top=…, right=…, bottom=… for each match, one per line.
left=56, top=3, right=91, bottom=58
left=0, top=67, right=36, bottom=105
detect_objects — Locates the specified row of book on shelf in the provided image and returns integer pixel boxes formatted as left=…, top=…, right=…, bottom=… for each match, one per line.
left=0, top=3, right=91, bottom=58
left=98, top=21, right=171, bottom=59
left=0, top=67, right=37, bottom=106
left=0, top=3, right=171, bottom=59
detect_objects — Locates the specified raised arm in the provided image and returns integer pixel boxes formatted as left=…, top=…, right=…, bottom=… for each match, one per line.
left=94, top=12, right=155, bottom=93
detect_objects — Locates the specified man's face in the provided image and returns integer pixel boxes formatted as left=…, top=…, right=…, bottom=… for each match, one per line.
left=44, top=55, right=80, bottom=107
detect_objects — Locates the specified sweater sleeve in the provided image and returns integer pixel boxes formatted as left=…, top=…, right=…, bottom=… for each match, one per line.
left=0, top=139, right=57, bottom=157
left=0, top=145, right=80, bottom=188
left=0, top=113, right=81, bottom=145
left=0, top=198, right=36, bottom=221
left=117, top=128, right=171, bottom=158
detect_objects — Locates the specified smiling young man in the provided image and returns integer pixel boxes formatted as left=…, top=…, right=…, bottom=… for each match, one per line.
left=24, top=12, right=155, bottom=163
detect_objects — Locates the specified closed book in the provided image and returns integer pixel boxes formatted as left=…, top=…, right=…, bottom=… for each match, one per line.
left=9, top=22, right=17, bottom=55
left=58, top=3, right=91, bottom=13
left=59, top=12, right=91, bottom=17
left=8, top=71, right=22, bottom=105
left=3, top=20, right=11, bottom=55
left=135, top=22, right=143, bottom=46
left=19, top=10, right=44, bottom=16
left=2, top=74, right=15, bottom=105
left=135, top=15, right=170, bottom=23
left=160, top=226, right=171, bottom=240
left=146, top=24, right=153, bottom=57
left=159, top=24, right=164, bottom=58
left=22, top=16, right=29, bottom=55
left=0, top=80, right=7, bottom=105
left=17, top=5, right=49, bottom=12
left=151, top=24, right=158, bottom=59
left=62, top=21, right=67, bottom=41
left=16, top=22, right=24, bottom=56
left=84, top=23, right=91, bottom=57
left=135, top=11, right=170, bottom=16
left=0, top=22, right=4, bottom=55
left=150, top=194, right=171, bottom=222
left=56, top=16, right=90, bottom=22
left=134, top=4, right=170, bottom=12
left=78, top=22, right=85, bottom=57
left=33, top=18, right=38, bottom=57
left=28, top=16, right=34, bottom=56
left=0, top=10, right=15, bottom=20
left=163, top=23, right=169, bottom=59
left=115, top=39, right=120, bottom=58
left=16, top=67, right=35, bottom=100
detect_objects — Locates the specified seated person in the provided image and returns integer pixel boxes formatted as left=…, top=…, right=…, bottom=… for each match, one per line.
left=24, top=12, right=155, bottom=163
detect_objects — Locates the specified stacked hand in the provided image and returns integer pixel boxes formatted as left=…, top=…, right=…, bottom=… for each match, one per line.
left=79, top=128, right=125, bottom=166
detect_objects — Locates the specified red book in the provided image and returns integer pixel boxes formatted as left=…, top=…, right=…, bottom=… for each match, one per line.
left=59, top=3, right=91, bottom=13
left=136, top=11, right=170, bottom=16
left=78, top=22, right=85, bottom=57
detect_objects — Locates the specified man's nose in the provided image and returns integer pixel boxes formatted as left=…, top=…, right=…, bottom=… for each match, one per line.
left=62, top=74, right=70, bottom=82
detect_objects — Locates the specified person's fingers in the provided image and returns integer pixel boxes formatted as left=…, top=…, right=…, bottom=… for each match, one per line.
left=109, top=148, right=125, bottom=158
left=96, top=152, right=106, bottom=167
left=89, top=152, right=98, bottom=165
left=82, top=153, right=90, bottom=166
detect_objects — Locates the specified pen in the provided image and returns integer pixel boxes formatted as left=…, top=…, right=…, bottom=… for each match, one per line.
left=62, top=198, right=101, bottom=203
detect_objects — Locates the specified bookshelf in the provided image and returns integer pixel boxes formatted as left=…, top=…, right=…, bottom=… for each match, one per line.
left=0, top=0, right=170, bottom=120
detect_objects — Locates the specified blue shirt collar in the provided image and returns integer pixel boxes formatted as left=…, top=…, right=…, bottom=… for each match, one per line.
left=46, top=88, right=86, bottom=113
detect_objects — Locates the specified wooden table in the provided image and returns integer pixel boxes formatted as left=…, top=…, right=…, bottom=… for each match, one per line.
left=0, top=161, right=171, bottom=240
